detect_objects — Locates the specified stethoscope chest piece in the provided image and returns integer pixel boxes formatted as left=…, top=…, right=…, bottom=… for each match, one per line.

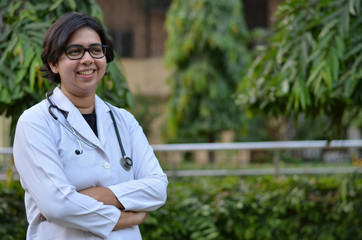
left=121, top=156, right=133, bottom=171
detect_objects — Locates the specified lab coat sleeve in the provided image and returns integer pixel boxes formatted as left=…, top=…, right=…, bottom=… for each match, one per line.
left=13, top=111, right=120, bottom=239
left=108, top=110, right=168, bottom=211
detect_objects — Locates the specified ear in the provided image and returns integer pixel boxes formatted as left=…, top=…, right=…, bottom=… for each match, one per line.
left=48, top=61, right=59, bottom=74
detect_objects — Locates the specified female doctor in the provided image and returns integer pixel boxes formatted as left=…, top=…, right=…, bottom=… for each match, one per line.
left=13, top=12, right=168, bottom=239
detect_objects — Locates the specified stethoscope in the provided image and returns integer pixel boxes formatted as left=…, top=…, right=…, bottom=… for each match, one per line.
left=46, top=91, right=133, bottom=171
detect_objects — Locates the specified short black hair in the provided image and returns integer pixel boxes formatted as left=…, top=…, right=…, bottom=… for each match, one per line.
left=41, top=12, right=114, bottom=83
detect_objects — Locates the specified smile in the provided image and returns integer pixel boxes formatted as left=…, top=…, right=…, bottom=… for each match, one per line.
left=78, top=70, right=95, bottom=75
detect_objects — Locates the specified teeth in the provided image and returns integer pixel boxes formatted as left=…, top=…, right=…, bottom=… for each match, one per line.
left=78, top=70, right=94, bottom=75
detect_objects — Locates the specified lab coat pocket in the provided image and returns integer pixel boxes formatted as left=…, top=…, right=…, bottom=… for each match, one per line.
left=59, top=144, right=100, bottom=189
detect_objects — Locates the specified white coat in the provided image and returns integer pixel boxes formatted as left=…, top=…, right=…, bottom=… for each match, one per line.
left=13, top=87, right=168, bottom=239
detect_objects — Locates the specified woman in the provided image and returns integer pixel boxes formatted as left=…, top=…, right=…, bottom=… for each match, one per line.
left=13, top=12, right=168, bottom=239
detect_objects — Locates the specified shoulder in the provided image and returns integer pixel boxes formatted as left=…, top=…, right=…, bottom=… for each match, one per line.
left=14, top=99, right=54, bottom=147
left=17, top=100, right=49, bottom=125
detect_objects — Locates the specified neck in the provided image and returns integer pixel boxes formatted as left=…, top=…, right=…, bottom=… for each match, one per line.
left=73, top=95, right=95, bottom=114
left=76, top=101, right=95, bottom=114
left=61, top=88, right=96, bottom=114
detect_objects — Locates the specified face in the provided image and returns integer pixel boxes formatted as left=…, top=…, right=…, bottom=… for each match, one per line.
left=49, top=27, right=107, bottom=99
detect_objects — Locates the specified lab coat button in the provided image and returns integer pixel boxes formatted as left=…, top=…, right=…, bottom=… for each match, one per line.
left=104, top=162, right=110, bottom=169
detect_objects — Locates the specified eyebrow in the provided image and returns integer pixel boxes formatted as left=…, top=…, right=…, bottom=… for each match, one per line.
left=65, top=43, right=103, bottom=48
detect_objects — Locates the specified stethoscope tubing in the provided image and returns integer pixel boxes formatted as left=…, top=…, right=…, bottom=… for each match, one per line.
left=53, top=112, right=97, bottom=149
left=105, top=102, right=133, bottom=170
left=46, top=91, right=133, bottom=170
left=104, top=102, right=128, bottom=159
left=46, top=91, right=97, bottom=149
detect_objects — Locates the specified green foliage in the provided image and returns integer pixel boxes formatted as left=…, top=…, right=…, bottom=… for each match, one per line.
left=164, top=0, right=251, bottom=143
left=2, top=175, right=362, bottom=239
left=236, top=0, right=362, bottom=138
left=131, top=95, right=163, bottom=137
left=141, top=174, right=362, bottom=240
left=0, top=0, right=132, bottom=139
left=0, top=181, right=27, bottom=240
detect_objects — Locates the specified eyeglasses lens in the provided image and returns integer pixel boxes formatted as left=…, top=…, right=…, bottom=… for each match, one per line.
left=65, top=45, right=106, bottom=60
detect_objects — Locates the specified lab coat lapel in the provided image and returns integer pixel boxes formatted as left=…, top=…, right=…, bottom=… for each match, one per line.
left=94, top=96, right=113, bottom=147
left=51, top=87, right=103, bottom=150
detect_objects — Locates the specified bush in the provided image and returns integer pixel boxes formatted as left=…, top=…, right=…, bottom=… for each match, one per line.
left=2, top=174, right=361, bottom=240
left=0, top=181, right=27, bottom=240
left=141, top=174, right=362, bottom=240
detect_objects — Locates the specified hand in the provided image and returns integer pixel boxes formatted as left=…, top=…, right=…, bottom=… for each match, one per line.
left=40, top=214, right=47, bottom=221
left=113, top=211, right=148, bottom=230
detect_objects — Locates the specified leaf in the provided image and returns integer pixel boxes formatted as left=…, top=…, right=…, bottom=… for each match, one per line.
left=23, top=22, right=51, bottom=31
left=355, top=0, right=361, bottom=14
left=317, top=31, right=335, bottom=50
left=307, top=60, right=325, bottom=86
left=29, top=59, right=37, bottom=93
left=0, top=27, right=11, bottom=43
left=313, top=72, right=324, bottom=98
left=351, top=51, right=362, bottom=73
left=318, top=19, right=338, bottom=40
left=329, top=48, right=339, bottom=82
left=0, top=87, right=11, bottom=103
left=48, top=0, right=63, bottom=11
left=14, top=69, right=27, bottom=85
left=345, top=42, right=362, bottom=59
left=22, top=46, right=35, bottom=69
left=349, top=0, right=356, bottom=15
left=340, top=5, right=350, bottom=36
left=8, top=0, right=22, bottom=17
left=0, top=35, right=18, bottom=65
left=334, top=35, right=345, bottom=59
left=299, top=37, right=308, bottom=79
left=13, top=42, right=23, bottom=64
left=66, top=0, right=77, bottom=11
left=343, top=76, right=358, bottom=98
left=322, top=65, right=333, bottom=92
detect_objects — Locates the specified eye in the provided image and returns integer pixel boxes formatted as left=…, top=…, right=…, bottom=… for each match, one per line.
left=66, top=47, right=82, bottom=56
left=90, top=46, right=103, bottom=55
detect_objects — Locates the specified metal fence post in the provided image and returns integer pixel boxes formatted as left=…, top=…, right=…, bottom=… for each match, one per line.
left=170, top=151, right=181, bottom=181
left=273, top=150, right=280, bottom=177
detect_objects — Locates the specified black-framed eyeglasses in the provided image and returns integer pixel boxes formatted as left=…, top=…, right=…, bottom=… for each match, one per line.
left=64, top=44, right=108, bottom=60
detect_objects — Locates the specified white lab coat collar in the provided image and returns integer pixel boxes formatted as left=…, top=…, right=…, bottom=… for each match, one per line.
left=50, top=87, right=113, bottom=150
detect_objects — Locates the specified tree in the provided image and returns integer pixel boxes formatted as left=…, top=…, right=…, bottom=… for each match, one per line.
left=0, top=0, right=133, bottom=139
left=236, top=0, right=362, bottom=138
left=164, top=0, right=250, bottom=146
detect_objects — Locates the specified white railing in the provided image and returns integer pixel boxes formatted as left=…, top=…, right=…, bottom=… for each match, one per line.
left=152, top=139, right=362, bottom=151
left=1, top=140, right=361, bottom=179
left=152, top=140, right=362, bottom=178
left=0, top=147, right=12, bottom=155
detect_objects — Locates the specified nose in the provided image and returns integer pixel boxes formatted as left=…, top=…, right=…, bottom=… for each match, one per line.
left=80, top=51, right=94, bottom=64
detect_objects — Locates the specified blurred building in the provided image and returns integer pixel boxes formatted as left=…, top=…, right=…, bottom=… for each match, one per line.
left=97, top=0, right=283, bottom=58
